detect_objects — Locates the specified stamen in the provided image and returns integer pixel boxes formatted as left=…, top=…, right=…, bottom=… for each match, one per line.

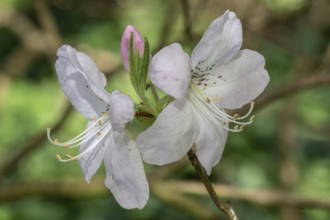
left=47, top=114, right=109, bottom=148
left=56, top=154, right=62, bottom=160
left=188, top=86, right=255, bottom=133
left=57, top=124, right=112, bottom=163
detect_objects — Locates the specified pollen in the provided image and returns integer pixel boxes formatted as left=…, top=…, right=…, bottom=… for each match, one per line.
left=96, top=131, right=102, bottom=136
left=56, top=154, right=62, bottom=160
left=249, top=115, right=255, bottom=121
left=65, top=154, right=73, bottom=159
left=205, top=97, right=211, bottom=104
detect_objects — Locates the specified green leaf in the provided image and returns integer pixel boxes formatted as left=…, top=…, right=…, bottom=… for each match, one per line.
left=156, top=95, right=173, bottom=113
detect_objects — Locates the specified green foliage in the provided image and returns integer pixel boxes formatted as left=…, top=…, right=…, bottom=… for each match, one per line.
left=0, top=0, right=329, bottom=219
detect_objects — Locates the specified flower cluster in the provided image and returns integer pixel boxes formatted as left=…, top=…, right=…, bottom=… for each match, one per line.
left=48, top=10, right=269, bottom=209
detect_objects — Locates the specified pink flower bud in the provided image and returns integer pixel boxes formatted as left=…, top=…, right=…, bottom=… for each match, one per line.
left=121, top=25, right=144, bottom=71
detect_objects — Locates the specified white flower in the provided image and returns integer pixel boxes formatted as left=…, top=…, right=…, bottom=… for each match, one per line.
left=47, top=45, right=149, bottom=209
left=136, top=10, right=270, bottom=175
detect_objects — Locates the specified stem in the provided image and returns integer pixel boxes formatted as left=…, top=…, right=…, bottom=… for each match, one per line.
left=187, top=148, right=239, bottom=220
left=149, top=83, right=160, bottom=103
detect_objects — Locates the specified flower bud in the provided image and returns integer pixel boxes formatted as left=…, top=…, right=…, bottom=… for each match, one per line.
left=121, top=25, right=144, bottom=71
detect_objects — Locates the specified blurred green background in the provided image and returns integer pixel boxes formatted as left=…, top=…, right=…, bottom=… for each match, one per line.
left=0, top=0, right=329, bottom=219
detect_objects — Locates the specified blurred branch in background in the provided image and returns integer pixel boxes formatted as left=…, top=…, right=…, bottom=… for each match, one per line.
left=1, top=179, right=329, bottom=209
left=0, top=104, right=72, bottom=182
left=0, top=0, right=330, bottom=219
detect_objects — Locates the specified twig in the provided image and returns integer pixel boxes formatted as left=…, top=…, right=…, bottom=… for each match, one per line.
left=172, top=181, right=330, bottom=210
left=156, top=0, right=180, bottom=50
left=0, top=104, right=73, bottom=181
left=153, top=181, right=218, bottom=219
left=187, top=149, right=239, bottom=220
left=255, top=71, right=330, bottom=109
left=180, top=0, right=193, bottom=41
left=2, top=179, right=329, bottom=210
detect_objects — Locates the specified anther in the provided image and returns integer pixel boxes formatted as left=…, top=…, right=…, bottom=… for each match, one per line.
left=233, top=113, right=239, bottom=119
left=96, top=131, right=101, bottom=136
left=250, top=115, right=255, bottom=121
left=205, top=97, right=211, bottom=104
left=234, top=125, right=239, bottom=130
left=239, top=125, right=245, bottom=130
left=56, top=154, right=62, bottom=160
left=66, top=154, right=73, bottom=159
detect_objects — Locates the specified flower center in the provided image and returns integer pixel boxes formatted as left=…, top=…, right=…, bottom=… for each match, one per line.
left=187, top=85, right=255, bottom=132
left=47, top=113, right=112, bottom=162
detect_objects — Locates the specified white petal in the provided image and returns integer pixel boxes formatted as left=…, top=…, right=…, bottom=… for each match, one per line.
left=58, top=71, right=110, bottom=118
left=202, top=49, right=270, bottom=109
left=79, top=120, right=107, bottom=183
left=149, top=43, right=191, bottom=100
left=109, top=90, right=134, bottom=132
left=136, top=99, right=197, bottom=165
left=56, top=45, right=111, bottom=118
left=57, top=45, right=106, bottom=88
left=104, top=132, right=149, bottom=209
left=191, top=11, right=242, bottom=69
left=194, top=114, right=228, bottom=175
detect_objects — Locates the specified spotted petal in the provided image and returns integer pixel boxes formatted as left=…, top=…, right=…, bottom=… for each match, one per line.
left=104, top=132, right=149, bottom=209
left=191, top=10, right=242, bottom=70
left=55, top=45, right=111, bottom=118
left=149, top=43, right=191, bottom=100
left=202, top=49, right=269, bottom=109
left=136, top=100, right=197, bottom=165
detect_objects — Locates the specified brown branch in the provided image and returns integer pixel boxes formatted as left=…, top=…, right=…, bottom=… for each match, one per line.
left=156, top=0, right=180, bottom=50
left=1, top=179, right=330, bottom=210
left=187, top=149, right=239, bottom=220
left=255, top=71, right=330, bottom=109
left=172, top=181, right=330, bottom=210
left=153, top=181, right=219, bottom=219
left=180, top=0, right=193, bottom=41
left=0, top=104, right=73, bottom=181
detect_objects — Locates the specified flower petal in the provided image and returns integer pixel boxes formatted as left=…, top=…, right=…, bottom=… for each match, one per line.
left=202, top=49, right=270, bottom=109
left=191, top=10, right=242, bottom=69
left=104, top=132, right=149, bottom=209
left=57, top=45, right=106, bottom=88
left=56, top=45, right=111, bottom=118
left=194, top=114, right=228, bottom=175
left=121, top=25, right=144, bottom=71
left=109, top=90, right=135, bottom=132
left=79, top=120, right=107, bottom=183
left=59, top=72, right=110, bottom=118
left=136, top=99, right=197, bottom=165
left=149, top=43, right=191, bottom=100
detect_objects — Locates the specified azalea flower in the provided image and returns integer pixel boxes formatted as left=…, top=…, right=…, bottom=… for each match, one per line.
left=47, top=45, right=149, bottom=209
left=136, top=10, right=270, bottom=175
